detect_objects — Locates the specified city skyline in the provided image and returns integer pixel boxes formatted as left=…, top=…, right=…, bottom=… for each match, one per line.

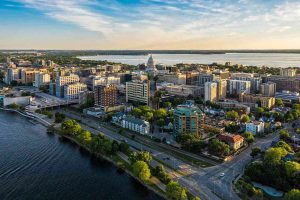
left=1, top=0, right=300, bottom=50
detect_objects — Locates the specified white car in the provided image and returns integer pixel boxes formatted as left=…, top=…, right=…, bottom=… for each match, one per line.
left=219, top=173, right=225, bottom=177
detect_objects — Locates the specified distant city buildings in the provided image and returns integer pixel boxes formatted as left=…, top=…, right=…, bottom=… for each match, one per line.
left=280, top=68, right=297, bottom=77
left=265, top=75, right=300, bottom=92
left=227, top=79, right=251, bottom=96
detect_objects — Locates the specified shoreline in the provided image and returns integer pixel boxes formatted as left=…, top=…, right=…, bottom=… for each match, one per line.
left=0, top=108, right=166, bottom=200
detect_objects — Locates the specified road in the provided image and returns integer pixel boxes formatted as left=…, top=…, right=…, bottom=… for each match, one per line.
left=180, top=129, right=280, bottom=200
left=58, top=108, right=281, bottom=200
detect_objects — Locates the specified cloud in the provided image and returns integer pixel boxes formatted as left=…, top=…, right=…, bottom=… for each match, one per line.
left=11, top=0, right=300, bottom=49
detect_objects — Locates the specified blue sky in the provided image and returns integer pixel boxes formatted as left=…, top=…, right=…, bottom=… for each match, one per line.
left=1, top=0, right=300, bottom=49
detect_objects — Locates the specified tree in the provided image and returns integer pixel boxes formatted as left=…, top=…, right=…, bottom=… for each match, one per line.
left=145, top=112, right=153, bottom=122
left=250, top=147, right=261, bottom=157
left=164, top=101, right=172, bottom=109
left=243, top=131, right=255, bottom=143
left=78, top=130, right=92, bottom=144
left=280, top=129, right=291, bottom=141
left=55, top=112, right=66, bottom=123
left=285, top=161, right=300, bottom=177
left=241, top=114, right=250, bottom=123
left=273, top=112, right=284, bottom=122
left=274, top=140, right=294, bottom=153
left=157, top=118, right=165, bottom=127
left=90, top=134, right=112, bottom=155
left=208, top=139, right=230, bottom=157
left=166, top=181, right=187, bottom=200
left=131, top=108, right=142, bottom=117
left=226, top=110, right=239, bottom=120
left=129, top=151, right=152, bottom=164
left=155, top=108, right=168, bottom=119
left=255, top=107, right=265, bottom=118
left=61, top=120, right=82, bottom=136
left=152, top=165, right=171, bottom=184
left=119, top=142, right=130, bottom=154
left=132, top=161, right=151, bottom=182
left=284, top=189, right=300, bottom=200
left=264, top=147, right=288, bottom=165
left=275, top=98, right=284, bottom=107
left=111, top=140, right=119, bottom=154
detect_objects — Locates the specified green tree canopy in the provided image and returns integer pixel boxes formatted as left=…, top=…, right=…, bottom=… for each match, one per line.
left=226, top=110, right=239, bottom=120
left=208, top=139, right=230, bottom=157
left=275, top=98, right=284, bottom=107
left=285, top=161, right=300, bottom=177
left=284, top=189, right=300, bottom=200
left=274, top=140, right=294, bottom=153
left=166, top=181, right=187, bottom=200
left=61, top=120, right=82, bottom=136
left=241, top=114, right=250, bottom=123
left=264, top=147, right=288, bottom=165
left=132, top=161, right=151, bottom=182
left=155, top=108, right=168, bottom=119
left=243, top=131, right=255, bottom=143
left=129, top=151, right=152, bottom=164
left=78, top=130, right=92, bottom=144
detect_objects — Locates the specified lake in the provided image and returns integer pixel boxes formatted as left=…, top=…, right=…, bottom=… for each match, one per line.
left=0, top=111, right=163, bottom=200
left=78, top=53, right=300, bottom=67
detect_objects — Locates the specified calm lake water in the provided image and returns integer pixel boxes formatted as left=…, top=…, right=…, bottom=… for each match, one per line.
left=79, top=53, right=300, bottom=67
left=0, top=111, right=163, bottom=200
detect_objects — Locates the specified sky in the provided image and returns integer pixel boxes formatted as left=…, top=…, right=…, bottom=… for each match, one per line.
left=0, top=0, right=300, bottom=50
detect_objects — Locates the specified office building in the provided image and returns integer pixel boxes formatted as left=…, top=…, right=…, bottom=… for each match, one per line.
left=5, top=68, right=21, bottom=84
left=185, top=71, right=199, bottom=85
left=55, top=74, right=80, bottom=98
left=232, top=74, right=261, bottom=93
left=173, top=101, right=203, bottom=136
left=94, top=84, right=117, bottom=107
left=204, top=82, right=217, bottom=102
left=280, top=68, right=297, bottom=77
left=260, top=82, right=276, bottom=97
left=21, top=69, right=38, bottom=84
left=227, top=80, right=251, bottom=95
left=126, top=80, right=150, bottom=105
left=33, top=72, right=50, bottom=88
left=63, top=83, right=87, bottom=100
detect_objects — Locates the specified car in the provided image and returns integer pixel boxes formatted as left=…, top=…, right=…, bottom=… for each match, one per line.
left=219, top=173, right=225, bottom=177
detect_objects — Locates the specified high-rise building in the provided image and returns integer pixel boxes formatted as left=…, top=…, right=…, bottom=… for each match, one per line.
left=197, top=73, right=215, bottom=86
left=5, top=68, right=21, bottom=84
left=63, top=83, right=87, bottom=100
left=265, top=76, right=300, bottom=92
left=55, top=74, right=80, bottom=98
left=204, top=82, right=217, bottom=102
left=126, top=80, right=150, bottom=105
left=173, top=101, right=203, bottom=136
left=280, top=68, right=297, bottom=77
left=260, top=82, right=276, bottom=97
left=33, top=72, right=50, bottom=88
left=231, top=73, right=261, bottom=93
left=21, top=69, right=38, bottom=84
left=227, top=80, right=251, bottom=95
left=94, top=84, right=117, bottom=107
left=215, top=79, right=227, bottom=100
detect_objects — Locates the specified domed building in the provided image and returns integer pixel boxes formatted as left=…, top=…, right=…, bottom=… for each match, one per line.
left=146, top=55, right=157, bottom=75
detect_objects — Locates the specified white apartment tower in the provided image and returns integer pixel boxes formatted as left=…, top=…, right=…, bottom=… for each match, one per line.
left=205, top=82, right=218, bottom=102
